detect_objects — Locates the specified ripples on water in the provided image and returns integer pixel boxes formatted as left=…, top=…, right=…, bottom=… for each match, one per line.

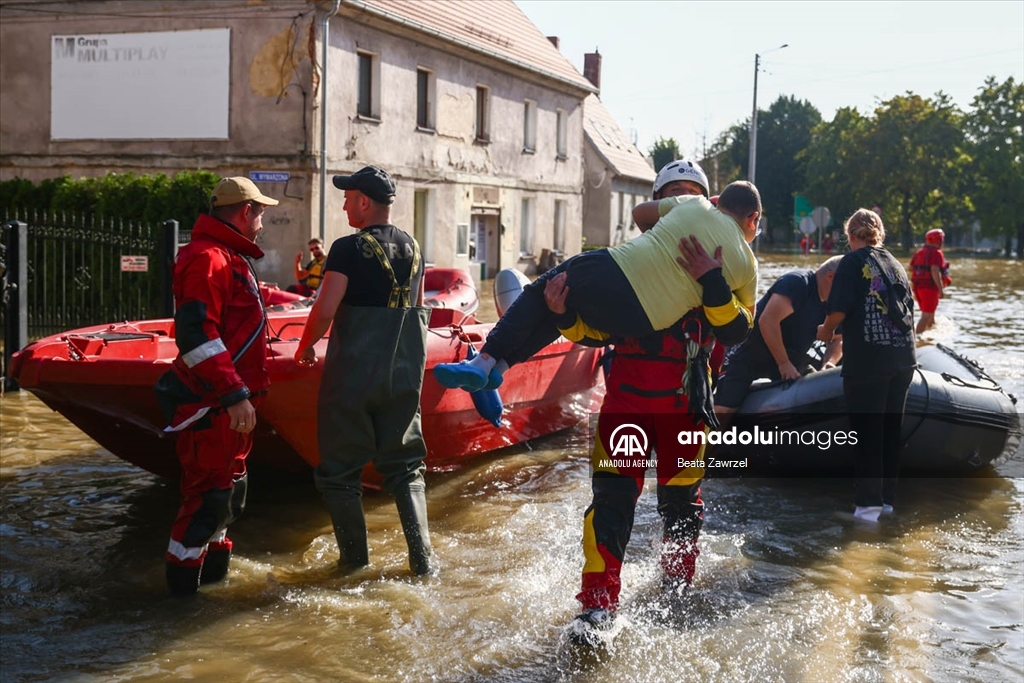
left=1, top=256, right=1021, bottom=683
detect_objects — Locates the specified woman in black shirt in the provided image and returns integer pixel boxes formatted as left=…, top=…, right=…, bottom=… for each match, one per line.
left=817, top=208, right=917, bottom=522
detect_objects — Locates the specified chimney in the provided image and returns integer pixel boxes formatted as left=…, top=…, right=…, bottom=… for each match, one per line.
left=584, top=50, right=601, bottom=91
left=547, top=36, right=560, bottom=50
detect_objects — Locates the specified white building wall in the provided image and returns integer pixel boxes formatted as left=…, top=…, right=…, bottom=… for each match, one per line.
left=320, top=20, right=587, bottom=276
left=0, top=1, right=592, bottom=283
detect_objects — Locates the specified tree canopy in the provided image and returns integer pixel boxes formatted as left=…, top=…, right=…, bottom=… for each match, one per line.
left=693, top=76, right=1023, bottom=255
left=649, top=137, right=681, bottom=173
left=749, top=96, right=822, bottom=244
left=964, top=76, right=1024, bottom=256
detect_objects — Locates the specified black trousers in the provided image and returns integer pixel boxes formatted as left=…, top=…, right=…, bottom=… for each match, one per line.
left=843, top=369, right=914, bottom=507
left=481, top=250, right=654, bottom=366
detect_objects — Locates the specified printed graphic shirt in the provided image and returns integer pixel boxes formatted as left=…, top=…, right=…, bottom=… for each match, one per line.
left=827, top=246, right=916, bottom=377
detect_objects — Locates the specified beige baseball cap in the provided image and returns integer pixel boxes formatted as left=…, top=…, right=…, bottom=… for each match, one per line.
left=211, top=177, right=280, bottom=207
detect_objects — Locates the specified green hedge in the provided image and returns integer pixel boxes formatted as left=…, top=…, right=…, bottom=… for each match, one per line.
left=0, top=170, right=220, bottom=228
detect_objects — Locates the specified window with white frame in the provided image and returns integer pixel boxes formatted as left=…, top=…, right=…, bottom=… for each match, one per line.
left=416, top=67, right=435, bottom=130
left=554, top=200, right=567, bottom=252
left=556, top=108, right=568, bottom=158
left=520, top=198, right=535, bottom=256
left=357, top=51, right=380, bottom=119
left=456, top=223, right=469, bottom=257
left=523, top=99, right=537, bottom=152
left=476, top=85, right=490, bottom=142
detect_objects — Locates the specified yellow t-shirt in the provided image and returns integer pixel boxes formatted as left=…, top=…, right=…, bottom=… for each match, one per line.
left=607, top=195, right=758, bottom=331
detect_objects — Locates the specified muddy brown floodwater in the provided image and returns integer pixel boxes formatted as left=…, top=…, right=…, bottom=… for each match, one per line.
left=1, top=254, right=1021, bottom=682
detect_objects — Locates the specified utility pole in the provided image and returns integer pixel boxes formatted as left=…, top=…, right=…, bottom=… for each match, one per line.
left=748, top=52, right=761, bottom=185
left=747, top=44, right=788, bottom=186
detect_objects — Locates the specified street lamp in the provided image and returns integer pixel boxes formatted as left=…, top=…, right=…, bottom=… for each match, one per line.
left=747, top=43, right=788, bottom=185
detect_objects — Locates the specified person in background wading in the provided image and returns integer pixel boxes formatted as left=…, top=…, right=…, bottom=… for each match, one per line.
left=158, top=177, right=278, bottom=597
left=817, top=208, right=917, bottom=523
left=910, top=228, right=952, bottom=335
left=550, top=162, right=751, bottom=646
left=294, top=165, right=434, bottom=575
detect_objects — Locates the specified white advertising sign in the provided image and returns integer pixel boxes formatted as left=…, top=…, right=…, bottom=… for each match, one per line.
left=51, top=29, right=230, bottom=140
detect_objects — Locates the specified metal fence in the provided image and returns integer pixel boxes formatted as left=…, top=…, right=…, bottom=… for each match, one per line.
left=2, top=211, right=179, bottom=386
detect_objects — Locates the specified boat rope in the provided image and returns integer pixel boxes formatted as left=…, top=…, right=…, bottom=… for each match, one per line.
left=932, top=342, right=1015, bottom=404
left=65, top=338, right=85, bottom=362
left=900, top=367, right=930, bottom=447
left=430, top=323, right=476, bottom=357
left=941, top=372, right=1006, bottom=393
left=936, top=343, right=995, bottom=383
left=106, top=321, right=148, bottom=334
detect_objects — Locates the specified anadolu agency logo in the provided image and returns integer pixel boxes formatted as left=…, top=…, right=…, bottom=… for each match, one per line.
left=610, top=423, right=649, bottom=458
left=598, top=423, right=657, bottom=470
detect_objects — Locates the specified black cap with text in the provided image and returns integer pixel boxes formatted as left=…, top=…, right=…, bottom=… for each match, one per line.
left=332, top=166, right=396, bottom=205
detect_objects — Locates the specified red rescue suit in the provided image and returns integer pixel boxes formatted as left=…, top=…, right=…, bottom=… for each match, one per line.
left=158, top=214, right=269, bottom=573
left=909, top=245, right=951, bottom=314
left=578, top=311, right=724, bottom=611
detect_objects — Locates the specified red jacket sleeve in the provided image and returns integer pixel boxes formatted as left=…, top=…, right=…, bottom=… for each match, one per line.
left=173, top=248, right=249, bottom=405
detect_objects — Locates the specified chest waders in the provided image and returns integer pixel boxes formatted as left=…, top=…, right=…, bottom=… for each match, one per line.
left=315, top=232, right=434, bottom=575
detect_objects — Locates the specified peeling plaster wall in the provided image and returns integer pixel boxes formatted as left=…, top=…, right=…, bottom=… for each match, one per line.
left=319, top=19, right=588, bottom=275
left=1, top=1, right=594, bottom=284
left=582, top=143, right=612, bottom=247
left=0, top=1, right=316, bottom=284
left=580, top=141, right=651, bottom=249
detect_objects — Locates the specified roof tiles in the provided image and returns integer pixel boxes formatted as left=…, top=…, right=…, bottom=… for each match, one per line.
left=351, top=0, right=595, bottom=92
left=583, top=94, right=654, bottom=183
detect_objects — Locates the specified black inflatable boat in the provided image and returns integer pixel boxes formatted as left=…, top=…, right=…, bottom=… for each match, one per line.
left=713, top=344, right=1022, bottom=475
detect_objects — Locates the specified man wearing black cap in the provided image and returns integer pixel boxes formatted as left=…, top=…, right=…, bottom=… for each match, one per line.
left=294, top=165, right=434, bottom=576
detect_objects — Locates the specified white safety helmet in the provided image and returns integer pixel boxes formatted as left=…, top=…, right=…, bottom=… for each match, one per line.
left=653, top=160, right=710, bottom=199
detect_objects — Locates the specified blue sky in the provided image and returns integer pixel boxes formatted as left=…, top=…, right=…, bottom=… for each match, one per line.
left=518, top=0, right=1024, bottom=157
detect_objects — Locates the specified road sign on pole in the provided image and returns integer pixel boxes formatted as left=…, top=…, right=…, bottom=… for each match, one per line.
left=811, top=207, right=830, bottom=255
left=799, top=216, right=816, bottom=235
left=811, top=206, right=831, bottom=229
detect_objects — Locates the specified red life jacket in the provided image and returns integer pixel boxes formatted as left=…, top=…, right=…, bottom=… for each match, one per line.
left=910, top=246, right=950, bottom=289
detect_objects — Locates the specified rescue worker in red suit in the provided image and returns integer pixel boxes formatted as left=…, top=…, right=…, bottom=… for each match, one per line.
left=156, top=177, right=278, bottom=597
left=547, top=165, right=753, bottom=645
left=909, top=228, right=952, bottom=335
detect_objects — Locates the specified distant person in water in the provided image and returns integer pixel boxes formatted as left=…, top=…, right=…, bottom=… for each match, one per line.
left=910, top=229, right=952, bottom=335
left=433, top=175, right=762, bottom=393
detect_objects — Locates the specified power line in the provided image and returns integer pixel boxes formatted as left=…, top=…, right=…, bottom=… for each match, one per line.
left=0, top=1, right=311, bottom=21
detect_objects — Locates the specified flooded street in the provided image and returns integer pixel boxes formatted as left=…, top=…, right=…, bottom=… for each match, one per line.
left=2, top=254, right=1022, bottom=683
